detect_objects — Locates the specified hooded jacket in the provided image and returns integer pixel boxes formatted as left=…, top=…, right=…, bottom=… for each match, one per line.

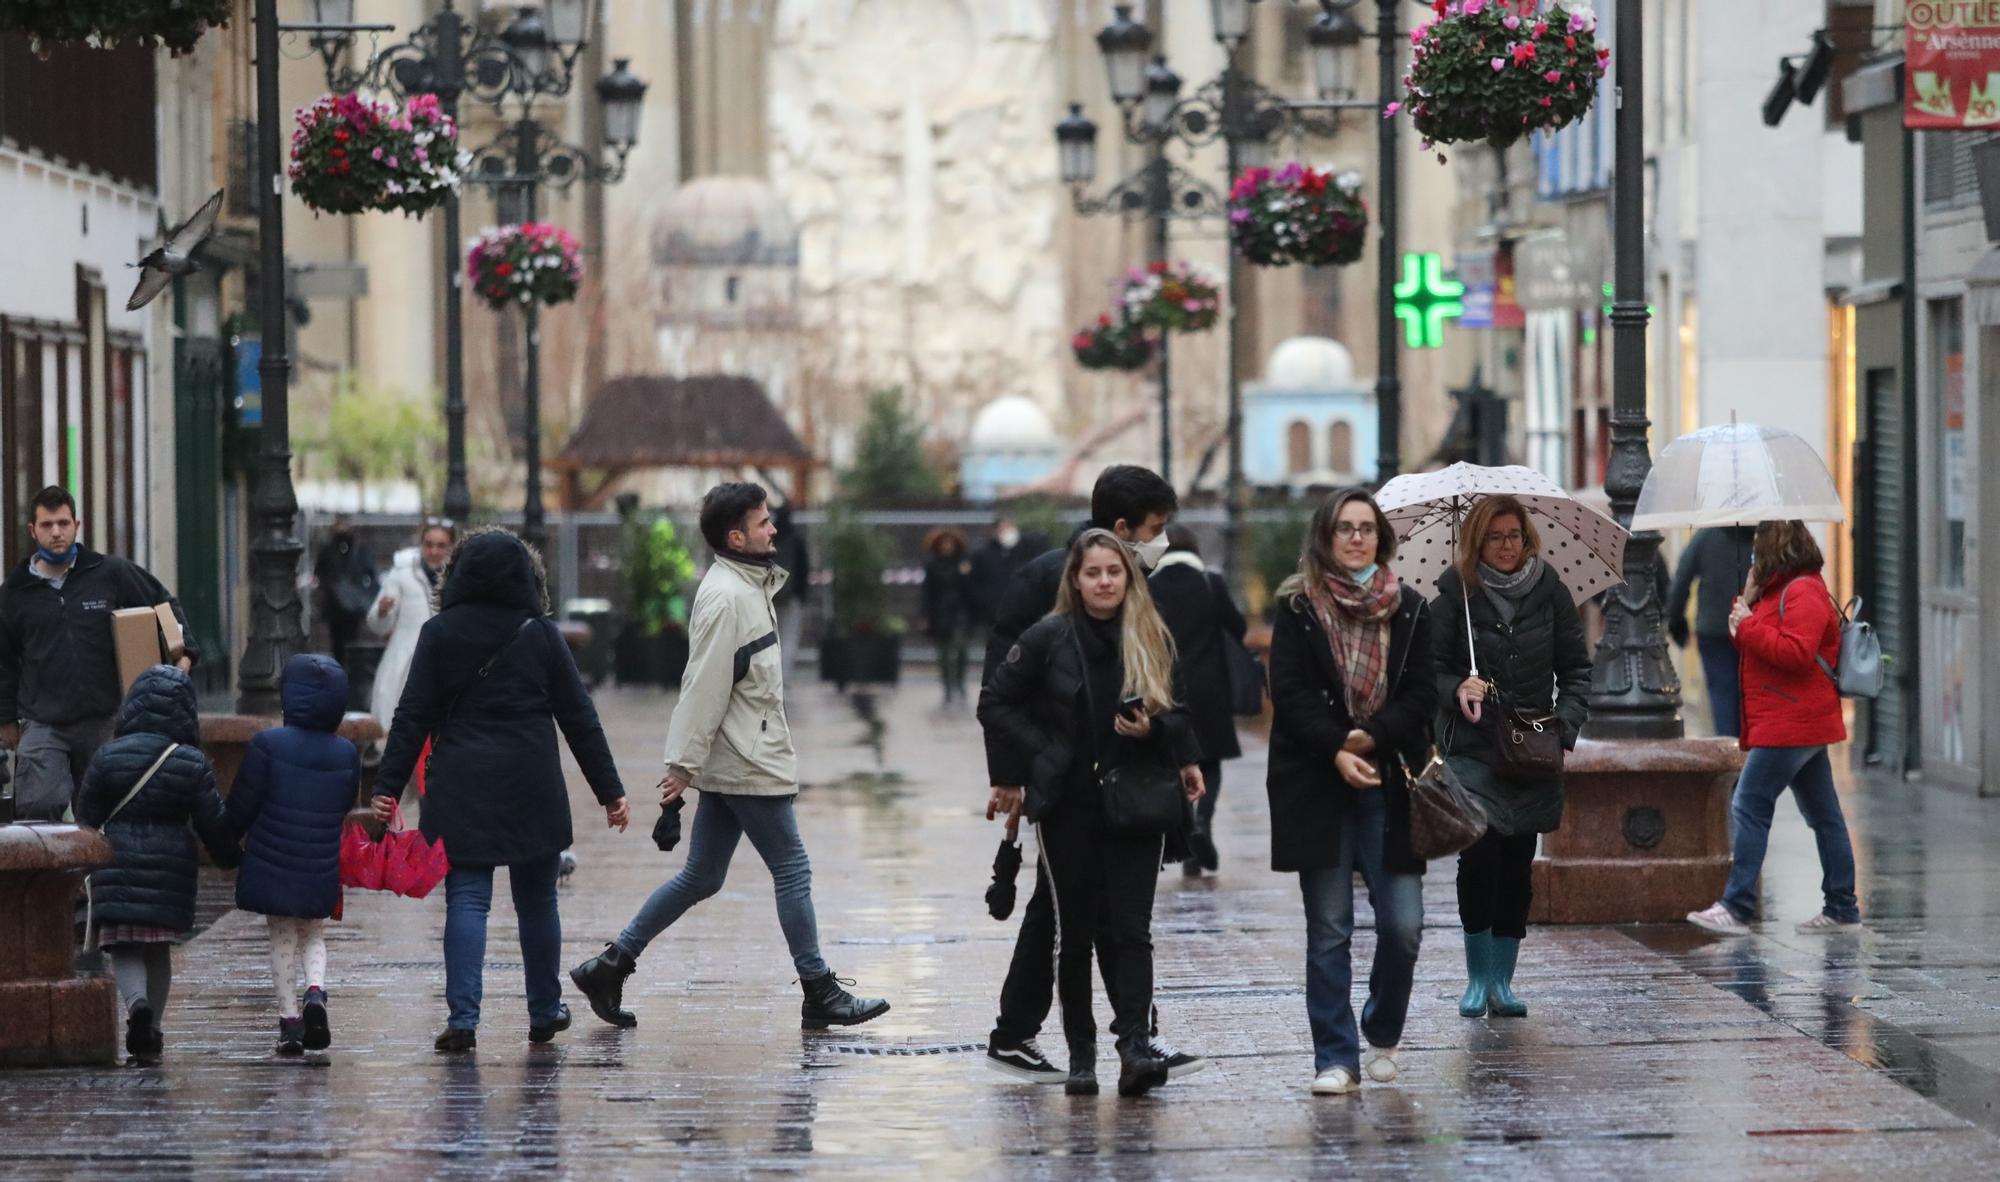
left=0, top=546, right=199, bottom=726
left=365, top=546, right=439, bottom=729
left=662, top=554, right=798, bottom=794
left=228, top=654, right=360, bottom=918
left=73, top=665, right=239, bottom=933
left=373, top=532, right=625, bottom=866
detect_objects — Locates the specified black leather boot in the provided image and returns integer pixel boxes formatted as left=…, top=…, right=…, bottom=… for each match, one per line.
left=1065, top=1045, right=1099, bottom=1096
left=570, top=943, right=639, bottom=1028
left=799, top=973, right=890, bottom=1029
left=529, top=1004, right=572, bottom=1044
left=1117, top=1040, right=1169, bottom=1097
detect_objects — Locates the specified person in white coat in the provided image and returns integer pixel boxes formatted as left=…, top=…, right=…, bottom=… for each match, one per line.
left=366, top=522, right=454, bottom=742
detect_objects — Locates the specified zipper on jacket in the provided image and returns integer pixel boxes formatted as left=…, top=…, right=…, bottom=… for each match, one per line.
left=1761, top=683, right=1801, bottom=704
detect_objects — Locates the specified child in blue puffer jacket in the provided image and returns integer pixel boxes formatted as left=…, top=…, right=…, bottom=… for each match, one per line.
left=226, top=653, right=360, bottom=1056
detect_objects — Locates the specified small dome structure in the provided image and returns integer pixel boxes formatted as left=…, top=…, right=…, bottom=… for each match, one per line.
left=967, top=394, right=1059, bottom=453
left=653, top=176, right=800, bottom=267
left=1265, top=336, right=1357, bottom=390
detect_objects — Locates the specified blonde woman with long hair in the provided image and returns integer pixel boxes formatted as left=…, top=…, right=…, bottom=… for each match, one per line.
left=978, top=529, right=1205, bottom=1099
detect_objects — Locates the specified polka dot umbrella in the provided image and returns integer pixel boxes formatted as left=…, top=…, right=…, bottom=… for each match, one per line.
left=1375, top=463, right=1630, bottom=601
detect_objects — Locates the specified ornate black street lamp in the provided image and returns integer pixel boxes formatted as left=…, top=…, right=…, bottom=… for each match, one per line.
left=1057, top=0, right=1404, bottom=585
left=301, top=1, right=646, bottom=547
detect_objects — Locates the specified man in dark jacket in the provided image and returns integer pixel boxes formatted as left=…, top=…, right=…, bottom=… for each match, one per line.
left=968, top=517, right=1027, bottom=625
left=314, top=517, right=377, bottom=667
left=1148, top=525, right=1246, bottom=876
left=978, top=465, right=1195, bottom=1083
left=1666, top=526, right=1755, bottom=737
left=0, top=485, right=198, bottom=822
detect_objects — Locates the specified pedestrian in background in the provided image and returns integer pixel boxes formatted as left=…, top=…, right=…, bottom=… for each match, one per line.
left=0, top=485, right=197, bottom=822
left=571, top=484, right=889, bottom=1036
left=770, top=502, right=811, bottom=689
left=978, top=529, right=1204, bottom=1098
left=1267, top=489, right=1435, bottom=1095
left=315, top=517, right=378, bottom=668
left=1432, top=495, right=1591, bottom=1021
left=921, top=527, right=979, bottom=706
left=73, top=665, right=239, bottom=1066
left=367, top=519, right=454, bottom=740
left=1146, top=524, right=1246, bottom=876
left=226, top=654, right=359, bottom=1057
left=1667, top=525, right=1756, bottom=736
left=1688, top=520, right=1860, bottom=937
left=371, top=528, right=630, bottom=1053
left=969, top=517, right=1027, bottom=625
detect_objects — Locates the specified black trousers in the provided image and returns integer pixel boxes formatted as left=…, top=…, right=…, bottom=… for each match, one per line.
left=1456, top=829, right=1538, bottom=939
left=1036, top=805, right=1162, bottom=1056
left=990, top=832, right=1142, bottom=1050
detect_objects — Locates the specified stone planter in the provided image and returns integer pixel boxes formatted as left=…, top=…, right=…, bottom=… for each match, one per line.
left=0, top=824, right=118, bottom=1066
left=1530, top=736, right=1743, bottom=924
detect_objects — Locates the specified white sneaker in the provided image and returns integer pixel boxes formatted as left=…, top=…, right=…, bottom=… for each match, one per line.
left=1310, top=1066, right=1359, bottom=1095
left=1360, top=1044, right=1399, bottom=1083
left=1687, top=902, right=1750, bottom=936
left=1795, top=912, right=1862, bottom=934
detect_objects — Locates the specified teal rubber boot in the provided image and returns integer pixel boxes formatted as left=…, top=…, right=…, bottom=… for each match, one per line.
left=1488, top=936, right=1528, bottom=1017
left=1457, top=930, right=1493, bottom=1018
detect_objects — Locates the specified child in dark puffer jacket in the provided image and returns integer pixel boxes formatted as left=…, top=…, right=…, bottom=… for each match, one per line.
left=75, top=665, right=240, bottom=1066
left=226, top=654, right=360, bottom=1056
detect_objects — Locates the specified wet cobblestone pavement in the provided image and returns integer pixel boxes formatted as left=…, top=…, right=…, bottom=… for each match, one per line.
left=4, top=683, right=1999, bottom=1178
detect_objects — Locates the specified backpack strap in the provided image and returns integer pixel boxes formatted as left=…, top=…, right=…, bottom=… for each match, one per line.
left=102, top=743, right=179, bottom=826
left=1774, top=581, right=1841, bottom=688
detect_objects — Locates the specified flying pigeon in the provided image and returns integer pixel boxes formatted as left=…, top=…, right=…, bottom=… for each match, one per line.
left=125, top=189, right=225, bottom=311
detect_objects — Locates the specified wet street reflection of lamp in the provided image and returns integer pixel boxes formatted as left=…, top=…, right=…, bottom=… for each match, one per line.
left=303, top=2, right=646, bottom=544
left=1057, top=1, right=1406, bottom=587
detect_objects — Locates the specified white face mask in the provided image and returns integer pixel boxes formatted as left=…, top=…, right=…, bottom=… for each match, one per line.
left=996, top=527, right=1020, bottom=550
left=1132, top=534, right=1169, bottom=571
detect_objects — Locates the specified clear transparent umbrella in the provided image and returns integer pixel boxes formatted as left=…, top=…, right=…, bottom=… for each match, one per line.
left=1631, top=422, right=1845, bottom=531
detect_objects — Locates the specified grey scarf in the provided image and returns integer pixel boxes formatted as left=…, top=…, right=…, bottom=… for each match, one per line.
left=1477, top=558, right=1540, bottom=624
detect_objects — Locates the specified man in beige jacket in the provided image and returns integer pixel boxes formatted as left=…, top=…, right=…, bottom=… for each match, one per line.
left=571, top=483, right=890, bottom=1031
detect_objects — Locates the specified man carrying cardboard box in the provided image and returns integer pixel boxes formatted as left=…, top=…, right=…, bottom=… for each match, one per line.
left=0, top=486, right=197, bottom=821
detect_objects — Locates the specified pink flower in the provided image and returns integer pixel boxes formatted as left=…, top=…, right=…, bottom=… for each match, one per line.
left=1491, top=57, right=1506, bottom=72
left=1544, top=69, right=1562, bottom=83
left=1503, top=14, right=1520, bottom=30
left=371, top=146, right=384, bottom=160
left=1569, top=11, right=1594, bottom=34
left=1383, top=100, right=1403, bottom=117
left=1462, top=0, right=1485, bottom=12
left=386, top=156, right=399, bottom=168
left=1183, top=299, right=1203, bottom=312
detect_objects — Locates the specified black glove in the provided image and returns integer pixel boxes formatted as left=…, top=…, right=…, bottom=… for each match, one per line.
left=652, top=799, right=685, bottom=852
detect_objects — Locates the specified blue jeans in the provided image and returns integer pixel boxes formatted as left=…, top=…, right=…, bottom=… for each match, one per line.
left=1297, top=789, right=1425, bottom=1073
left=616, top=791, right=829, bottom=979
left=444, top=852, right=564, bottom=1031
left=1721, top=745, right=1859, bottom=923
left=1696, top=633, right=1741, bottom=738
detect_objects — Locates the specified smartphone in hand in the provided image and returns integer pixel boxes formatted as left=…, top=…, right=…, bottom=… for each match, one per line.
left=1119, top=695, right=1145, bottom=718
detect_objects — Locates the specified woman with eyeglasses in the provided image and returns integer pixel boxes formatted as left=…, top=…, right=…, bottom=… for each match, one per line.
left=977, top=529, right=1205, bottom=1098
left=1432, top=495, right=1591, bottom=1020
left=1266, top=489, right=1436, bottom=1095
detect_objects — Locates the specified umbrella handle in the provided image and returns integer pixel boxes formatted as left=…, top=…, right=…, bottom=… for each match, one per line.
left=1004, top=808, right=1021, bottom=843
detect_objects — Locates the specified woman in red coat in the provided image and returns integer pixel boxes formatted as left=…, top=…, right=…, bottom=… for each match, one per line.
left=1687, top=520, right=1860, bottom=936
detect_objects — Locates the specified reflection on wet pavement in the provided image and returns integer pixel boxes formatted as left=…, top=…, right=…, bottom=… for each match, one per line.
left=2, top=685, right=1998, bottom=1178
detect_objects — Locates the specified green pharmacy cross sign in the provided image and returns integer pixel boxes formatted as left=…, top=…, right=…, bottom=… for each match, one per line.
left=1393, top=252, right=1464, bottom=349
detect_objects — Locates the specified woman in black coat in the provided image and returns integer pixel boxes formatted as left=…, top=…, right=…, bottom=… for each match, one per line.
left=371, top=529, right=629, bottom=1052
left=1146, top=524, right=1246, bottom=876
left=1432, top=494, right=1591, bottom=1021
left=1266, top=489, right=1435, bottom=1096
left=74, top=664, right=240, bottom=1063
left=978, top=530, right=1204, bottom=1099
left=920, top=528, right=979, bottom=705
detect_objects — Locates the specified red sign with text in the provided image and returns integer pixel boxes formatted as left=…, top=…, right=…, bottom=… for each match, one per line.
left=1907, top=2, right=2000, bottom=129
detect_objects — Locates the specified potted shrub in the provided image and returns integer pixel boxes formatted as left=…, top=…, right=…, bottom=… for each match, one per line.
left=616, top=508, right=696, bottom=687
left=1229, top=163, right=1368, bottom=268
left=289, top=93, right=465, bottom=217
left=1071, top=312, right=1155, bottom=372
left=1392, top=0, right=1608, bottom=155
left=0, top=0, right=230, bottom=55
left=819, top=507, right=903, bottom=687
left=466, top=222, right=584, bottom=311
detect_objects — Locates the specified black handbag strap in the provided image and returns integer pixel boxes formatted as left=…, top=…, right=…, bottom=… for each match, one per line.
left=439, top=616, right=538, bottom=728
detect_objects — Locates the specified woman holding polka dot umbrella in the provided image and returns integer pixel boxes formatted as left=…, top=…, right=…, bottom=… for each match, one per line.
left=1375, top=464, right=1627, bottom=1019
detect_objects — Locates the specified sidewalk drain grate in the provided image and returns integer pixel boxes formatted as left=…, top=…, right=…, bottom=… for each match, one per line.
left=815, top=1041, right=983, bottom=1056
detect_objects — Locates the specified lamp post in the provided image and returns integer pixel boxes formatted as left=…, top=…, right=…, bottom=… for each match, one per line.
left=1058, top=1, right=1411, bottom=585
left=304, top=2, right=646, bottom=541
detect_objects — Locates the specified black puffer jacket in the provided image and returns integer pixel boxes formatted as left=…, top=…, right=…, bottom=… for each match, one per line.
left=978, top=611, right=1201, bottom=824
left=1266, top=587, right=1435, bottom=875
left=74, top=665, right=239, bottom=933
left=373, top=532, right=624, bottom=867
left=1147, top=558, right=1247, bottom=763
left=978, top=532, right=1077, bottom=786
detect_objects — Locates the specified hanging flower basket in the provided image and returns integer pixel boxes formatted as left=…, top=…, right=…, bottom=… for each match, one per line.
left=1121, top=261, right=1222, bottom=335
left=1393, top=0, right=1608, bottom=153
left=466, top=223, right=584, bottom=311
left=1072, top=313, right=1155, bottom=372
left=1229, top=163, right=1369, bottom=269
left=288, top=94, right=466, bottom=218
left=0, top=0, right=231, bottom=55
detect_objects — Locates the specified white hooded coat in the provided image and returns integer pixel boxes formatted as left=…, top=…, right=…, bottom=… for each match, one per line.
left=365, top=547, right=440, bottom=730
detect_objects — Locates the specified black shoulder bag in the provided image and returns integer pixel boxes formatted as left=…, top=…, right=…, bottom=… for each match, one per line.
left=1067, top=623, right=1186, bottom=837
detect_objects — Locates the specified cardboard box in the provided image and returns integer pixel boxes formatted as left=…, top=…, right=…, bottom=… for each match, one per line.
left=152, top=604, right=186, bottom=663
left=111, top=608, right=165, bottom=692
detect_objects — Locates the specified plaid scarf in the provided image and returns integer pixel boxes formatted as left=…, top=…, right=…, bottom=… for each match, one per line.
left=1312, top=567, right=1403, bottom=721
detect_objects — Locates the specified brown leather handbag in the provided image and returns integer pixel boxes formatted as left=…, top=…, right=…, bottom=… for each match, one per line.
left=1401, top=749, right=1489, bottom=860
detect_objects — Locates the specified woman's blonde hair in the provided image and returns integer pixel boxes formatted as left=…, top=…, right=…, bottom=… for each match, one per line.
left=1052, top=529, right=1179, bottom=715
left=1457, top=494, right=1542, bottom=590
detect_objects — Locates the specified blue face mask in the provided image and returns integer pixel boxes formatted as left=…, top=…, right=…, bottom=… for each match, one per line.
left=1344, top=562, right=1379, bottom=586
left=35, top=542, right=78, bottom=566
